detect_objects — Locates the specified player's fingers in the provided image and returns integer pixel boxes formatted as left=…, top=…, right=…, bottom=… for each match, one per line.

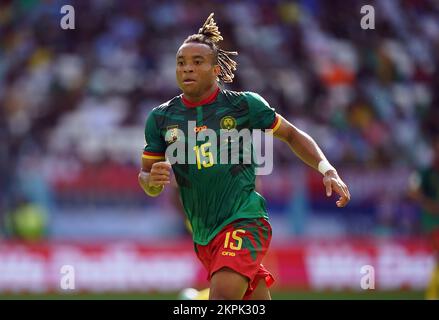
left=149, top=177, right=170, bottom=186
left=336, top=197, right=343, bottom=207
left=344, top=188, right=351, bottom=202
left=151, top=168, right=171, bottom=176
left=336, top=196, right=348, bottom=207
left=324, top=179, right=332, bottom=197
left=336, top=189, right=349, bottom=208
left=333, top=181, right=348, bottom=199
left=151, top=174, right=170, bottom=182
left=345, top=186, right=351, bottom=200
left=150, top=179, right=170, bottom=187
left=150, top=180, right=170, bottom=186
left=336, top=198, right=341, bottom=207
left=340, top=183, right=351, bottom=202
left=153, top=162, right=171, bottom=170
left=150, top=167, right=171, bottom=176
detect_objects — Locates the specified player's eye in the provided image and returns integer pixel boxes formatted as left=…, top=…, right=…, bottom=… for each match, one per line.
left=177, top=61, right=184, bottom=66
left=194, top=60, right=202, bottom=65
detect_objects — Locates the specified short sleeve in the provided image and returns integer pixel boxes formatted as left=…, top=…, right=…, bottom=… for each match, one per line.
left=142, top=109, right=166, bottom=160
left=246, top=92, right=279, bottom=131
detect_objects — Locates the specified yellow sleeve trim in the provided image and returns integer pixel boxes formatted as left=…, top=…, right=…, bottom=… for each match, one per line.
left=142, top=154, right=166, bottom=160
left=272, top=115, right=282, bottom=133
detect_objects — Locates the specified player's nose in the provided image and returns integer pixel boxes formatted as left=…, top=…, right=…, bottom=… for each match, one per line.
left=183, top=63, right=194, bottom=73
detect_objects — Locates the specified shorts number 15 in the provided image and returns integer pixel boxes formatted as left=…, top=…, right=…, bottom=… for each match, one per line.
left=224, top=229, right=246, bottom=251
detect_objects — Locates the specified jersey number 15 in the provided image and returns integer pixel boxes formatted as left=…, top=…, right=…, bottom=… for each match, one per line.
left=193, top=142, right=214, bottom=170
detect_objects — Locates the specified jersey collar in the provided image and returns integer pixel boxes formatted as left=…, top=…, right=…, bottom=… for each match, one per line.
left=181, top=87, right=220, bottom=108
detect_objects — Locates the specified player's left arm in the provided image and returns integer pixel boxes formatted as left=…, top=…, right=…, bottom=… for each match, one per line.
left=272, top=114, right=351, bottom=207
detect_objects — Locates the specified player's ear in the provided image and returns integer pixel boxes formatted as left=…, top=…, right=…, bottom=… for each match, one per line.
left=213, top=64, right=220, bottom=77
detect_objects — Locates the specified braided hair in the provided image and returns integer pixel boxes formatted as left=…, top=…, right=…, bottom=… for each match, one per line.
left=183, top=13, right=238, bottom=83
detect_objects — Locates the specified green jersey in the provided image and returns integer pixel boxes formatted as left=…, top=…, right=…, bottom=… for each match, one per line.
left=142, top=88, right=281, bottom=245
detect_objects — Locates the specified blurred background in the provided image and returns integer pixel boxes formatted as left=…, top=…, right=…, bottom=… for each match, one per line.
left=1, top=0, right=439, bottom=299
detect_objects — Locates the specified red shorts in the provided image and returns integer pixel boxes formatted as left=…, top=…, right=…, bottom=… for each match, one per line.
left=194, top=218, right=274, bottom=299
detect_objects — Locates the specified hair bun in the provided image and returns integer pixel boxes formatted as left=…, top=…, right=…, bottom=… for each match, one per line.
left=198, top=13, right=223, bottom=43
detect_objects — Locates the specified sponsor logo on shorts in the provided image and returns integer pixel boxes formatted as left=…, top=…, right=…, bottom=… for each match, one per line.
left=221, top=251, right=236, bottom=257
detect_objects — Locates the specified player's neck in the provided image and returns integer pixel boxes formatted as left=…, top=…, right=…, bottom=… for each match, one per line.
left=182, top=84, right=219, bottom=106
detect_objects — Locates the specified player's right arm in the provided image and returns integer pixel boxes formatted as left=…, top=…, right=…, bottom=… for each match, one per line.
left=138, top=108, right=170, bottom=197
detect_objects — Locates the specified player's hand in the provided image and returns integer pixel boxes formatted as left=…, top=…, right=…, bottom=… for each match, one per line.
left=323, top=170, right=351, bottom=207
left=147, top=161, right=172, bottom=187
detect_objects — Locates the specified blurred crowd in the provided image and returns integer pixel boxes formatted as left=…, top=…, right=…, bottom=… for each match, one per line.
left=1, top=0, right=439, bottom=239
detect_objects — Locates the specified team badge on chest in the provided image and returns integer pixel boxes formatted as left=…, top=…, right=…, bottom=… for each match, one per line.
left=165, top=125, right=180, bottom=144
left=220, top=116, right=236, bottom=130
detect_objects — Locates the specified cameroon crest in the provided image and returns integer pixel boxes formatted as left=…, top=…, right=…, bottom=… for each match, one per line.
left=220, top=116, right=236, bottom=130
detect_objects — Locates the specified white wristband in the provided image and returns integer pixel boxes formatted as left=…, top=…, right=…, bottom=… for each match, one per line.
left=318, top=160, right=336, bottom=176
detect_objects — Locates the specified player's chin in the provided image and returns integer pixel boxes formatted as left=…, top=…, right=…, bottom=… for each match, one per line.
left=182, top=87, right=200, bottom=96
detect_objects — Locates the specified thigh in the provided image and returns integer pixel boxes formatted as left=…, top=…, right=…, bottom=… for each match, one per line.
left=209, top=267, right=249, bottom=300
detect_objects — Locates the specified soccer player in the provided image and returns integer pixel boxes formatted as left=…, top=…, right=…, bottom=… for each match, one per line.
left=138, top=13, right=350, bottom=300
left=409, top=136, right=439, bottom=300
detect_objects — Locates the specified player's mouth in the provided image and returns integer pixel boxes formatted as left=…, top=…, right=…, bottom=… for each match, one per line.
left=183, top=79, right=196, bottom=84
